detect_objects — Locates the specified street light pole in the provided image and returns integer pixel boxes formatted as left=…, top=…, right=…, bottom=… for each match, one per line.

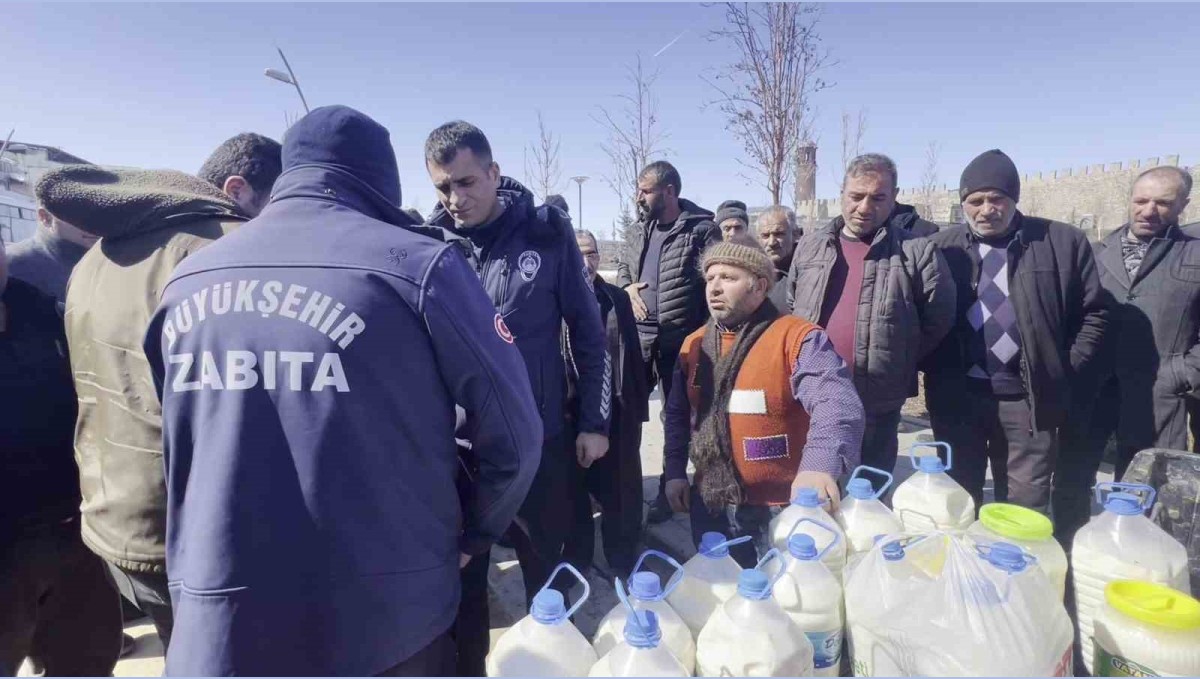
left=264, top=47, right=310, bottom=113
left=570, top=175, right=589, bottom=229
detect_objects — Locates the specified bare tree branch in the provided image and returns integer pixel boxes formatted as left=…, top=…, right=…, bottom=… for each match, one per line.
left=593, top=54, right=669, bottom=263
left=836, top=107, right=868, bottom=191
left=706, top=2, right=833, bottom=205
left=918, top=140, right=940, bottom=220
left=526, top=111, right=562, bottom=201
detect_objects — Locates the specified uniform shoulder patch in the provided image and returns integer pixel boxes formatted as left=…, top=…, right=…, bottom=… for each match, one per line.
left=494, top=313, right=514, bottom=344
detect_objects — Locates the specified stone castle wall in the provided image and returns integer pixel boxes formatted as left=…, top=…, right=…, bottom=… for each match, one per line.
left=795, top=154, right=1200, bottom=240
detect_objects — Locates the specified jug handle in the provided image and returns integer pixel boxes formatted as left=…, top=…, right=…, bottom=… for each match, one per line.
left=702, top=534, right=753, bottom=557
left=754, top=547, right=788, bottom=590
left=614, top=576, right=653, bottom=638
left=786, top=516, right=841, bottom=561
left=907, top=441, right=953, bottom=471
left=848, top=465, right=895, bottom=498
left=539, top=562, right=590, bottom=622
left=630, top=549, right=685, bottom=601
left=1094, top=481, right=1157, bottom=511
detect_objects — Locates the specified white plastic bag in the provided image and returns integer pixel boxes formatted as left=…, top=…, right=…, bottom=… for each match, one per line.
left=844, top=533, right=1074, bottom=677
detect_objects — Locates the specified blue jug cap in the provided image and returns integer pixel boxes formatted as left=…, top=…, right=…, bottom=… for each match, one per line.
left=530, top=589, right=566, bottom=624
left=699, top=532, right=730, bottom=558
left=982, top=542, right=1029, bottom=573
left=847, top=478, right=875, bottom=500
left=629, top=571, right=662, bottom=599
left=1105, top=492, right=1144, bottom=516
left=623, top=609, right=662, bottom=649
left=787, top=533, right=819, bottom=560
left=792, top=487, right=821, bottom=507
left=737, top=569, right=772, bottom=600
left=882, top=541, right=905, bottom=561
left=917, top=455, right=946, bottom=473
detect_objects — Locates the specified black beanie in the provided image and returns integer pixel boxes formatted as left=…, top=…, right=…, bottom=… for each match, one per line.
left=715, top=206, right=749, bottom=229
left=959, top=149, right=1020, bottom=202
left=717, top=199, right=747, bottom=212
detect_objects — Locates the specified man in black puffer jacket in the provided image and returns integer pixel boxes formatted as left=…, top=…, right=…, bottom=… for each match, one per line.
left=616, top=161, right=720, bottom=523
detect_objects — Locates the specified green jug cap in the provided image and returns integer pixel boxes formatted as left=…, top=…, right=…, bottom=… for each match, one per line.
left=979, top=503, right=1053, bottom=541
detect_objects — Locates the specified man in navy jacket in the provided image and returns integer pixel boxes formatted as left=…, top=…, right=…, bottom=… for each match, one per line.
left=143, top=106, right=542, bottom=676
left=426, top=123, right=610, bottom=675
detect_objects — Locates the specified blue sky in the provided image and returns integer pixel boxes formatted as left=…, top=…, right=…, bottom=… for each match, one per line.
left=5, top=2, right=1199, bottom=237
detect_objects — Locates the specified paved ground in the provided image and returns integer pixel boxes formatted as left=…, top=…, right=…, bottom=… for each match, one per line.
left=68, top=391, right=1109, bottom=676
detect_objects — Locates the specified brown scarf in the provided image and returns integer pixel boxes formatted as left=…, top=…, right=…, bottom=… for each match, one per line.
left=690, top=299, right=780, bottom=510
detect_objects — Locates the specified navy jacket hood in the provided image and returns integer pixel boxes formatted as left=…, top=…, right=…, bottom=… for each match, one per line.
left=277, top=105, right=411, bottom=227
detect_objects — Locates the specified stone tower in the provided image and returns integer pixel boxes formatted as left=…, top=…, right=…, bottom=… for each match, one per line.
left=795, top=141, right=817, bottom=206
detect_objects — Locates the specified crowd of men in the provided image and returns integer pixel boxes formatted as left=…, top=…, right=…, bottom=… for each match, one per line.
left=2, top=102, right=1198, bottom=676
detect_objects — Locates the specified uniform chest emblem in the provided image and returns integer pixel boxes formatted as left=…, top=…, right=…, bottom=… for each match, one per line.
left=518, top=250, right=542, bottom=282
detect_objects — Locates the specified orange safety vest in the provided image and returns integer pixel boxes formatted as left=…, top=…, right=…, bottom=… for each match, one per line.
left=679, top=315, right=819, bottom=505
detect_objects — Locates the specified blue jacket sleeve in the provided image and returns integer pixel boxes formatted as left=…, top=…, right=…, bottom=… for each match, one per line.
left=559, top=229, right=612, bottom=435
left=422, top=247, right=542, bottom=556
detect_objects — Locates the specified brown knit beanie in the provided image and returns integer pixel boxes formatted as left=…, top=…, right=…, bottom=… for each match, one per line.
left=702, top=235, right=774, bottom=282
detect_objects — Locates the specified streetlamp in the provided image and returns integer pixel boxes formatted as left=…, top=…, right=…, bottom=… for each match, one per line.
left=264, top=47, right=310, bottom=113
left=570, top=175, right=589, bottom=228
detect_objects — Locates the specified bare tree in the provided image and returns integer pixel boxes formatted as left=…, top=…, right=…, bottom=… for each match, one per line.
left=594, top=54, right=669, bottom=262
left=594, top=55, right=668, bottom=212
left=525, top=111, right=562, bottom=201
left=836, top=108, right=868, bottom=190
left=918, top=141, right=941, bottom=220
left=706, top=2, right=832, bottom=205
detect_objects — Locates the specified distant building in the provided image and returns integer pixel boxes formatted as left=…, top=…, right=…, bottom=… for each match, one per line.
left=0, top=141, right=91, bottom=243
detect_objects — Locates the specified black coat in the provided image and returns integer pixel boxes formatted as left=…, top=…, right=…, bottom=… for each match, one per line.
left=566, top=278, right=650, bottom=427
left=891, top=202, right=940, bottom=238
left=616, top=199, right=720, bottom=348
left=1092, top=226, right=1200, bottom=450
left=923, top=213, right=1110, bottom=429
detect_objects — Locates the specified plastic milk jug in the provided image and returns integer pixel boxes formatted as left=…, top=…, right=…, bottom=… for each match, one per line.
left=891, top=442, right=975, bottom=534
left=1073, top=483, right=1191, bottom=674
left=590, top=576, right=691, bottom=678
left=666, top=532, right=749, bottom=637
left=973, top=541, right=1075, bottom=676
left=770, top=487, right=847, bottom=579
left=696, top=550, right=815, bottom=677
left=773, top=519, right=845, bottom=677
left=486, top=563, right=598, bottom=677
left=966, top=502, right=1068, bottom=599
left=836, top=465, right=904, bottom=555
left=593, top=550, right=696, bottom=673
left=846, top=539, right=930, bottom=677
left=1093, top=581, right=1200, bottom=677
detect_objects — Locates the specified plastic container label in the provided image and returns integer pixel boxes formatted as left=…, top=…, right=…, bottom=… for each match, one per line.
left=1094, top=646, right=1167, bottom=677
left=805, top=628, right=843, bottom=669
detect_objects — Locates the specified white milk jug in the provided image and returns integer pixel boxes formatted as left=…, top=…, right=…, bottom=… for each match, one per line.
left=836, top=465, right=903, bottom=555
left=966, top=502, right=1068, bottom=599
left=697, top=550, right=815, bottom=677
left=590, top=577, right=691, bottom=678
left=1073, top=482, right=1191, bottom=674
left=892, top=442, right=975, bottom=534
left=665, top=532, right=749, bottom=637
left=846, top=538, right=931, bottom=677
left=770, top=487, right=847, bottom=579
left=486, top=563, right=598, bottom=677
left=1093, top=580, right=1200, bottom=677
left=972, top=541, right=1075, bottom=676
left=773, top=521, right=844, bottom=677
left=593, top=550, right=695, bottom=673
